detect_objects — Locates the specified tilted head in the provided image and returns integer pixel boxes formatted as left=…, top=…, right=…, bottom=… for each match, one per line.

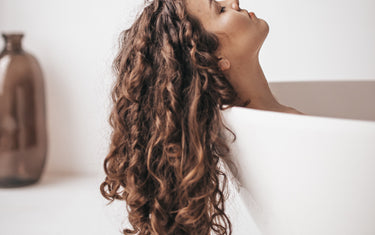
left=186, top=0, right=269, bottom=96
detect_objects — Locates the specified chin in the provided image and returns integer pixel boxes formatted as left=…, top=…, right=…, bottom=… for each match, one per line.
left=260, top=18, right=269, bottom=39
left=257, top=19, right=269, bottom=49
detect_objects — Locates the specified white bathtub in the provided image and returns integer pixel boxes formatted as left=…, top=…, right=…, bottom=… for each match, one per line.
left=221, top=80, right=375, bottom=235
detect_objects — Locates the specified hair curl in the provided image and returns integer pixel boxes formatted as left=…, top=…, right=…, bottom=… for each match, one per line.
left=100, top=0, right=245, bottom=234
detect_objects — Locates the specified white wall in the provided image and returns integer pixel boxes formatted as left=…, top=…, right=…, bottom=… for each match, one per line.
left=0, top=0, right=374, bottom=175
left=0, top=0, right=144, bottom=175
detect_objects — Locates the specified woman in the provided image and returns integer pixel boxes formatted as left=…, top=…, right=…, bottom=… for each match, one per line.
left=100, top=0, right=303, bottom=234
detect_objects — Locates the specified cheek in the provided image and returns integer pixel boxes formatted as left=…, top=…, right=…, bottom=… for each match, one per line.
left=212, top=14, right=262, bottom=57
left=222, top=14, right=257, bottom=43
left=222, top=14, right=248, bottom=33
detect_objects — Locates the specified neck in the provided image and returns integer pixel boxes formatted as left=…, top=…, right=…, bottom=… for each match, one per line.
left=225, top=54, right=288, bottom=112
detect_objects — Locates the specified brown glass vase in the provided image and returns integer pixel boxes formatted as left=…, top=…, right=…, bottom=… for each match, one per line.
left=0, top=33, right=47, bottom=187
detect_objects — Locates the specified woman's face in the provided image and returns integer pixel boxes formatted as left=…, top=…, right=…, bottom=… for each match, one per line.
left=186, top=0, right=269, bottom=62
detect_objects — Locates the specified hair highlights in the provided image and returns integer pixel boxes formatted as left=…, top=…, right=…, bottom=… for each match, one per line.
left=100, top=0, right=241, bottom=234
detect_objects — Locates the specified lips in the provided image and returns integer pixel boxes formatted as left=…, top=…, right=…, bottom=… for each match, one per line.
left=248, top=12, right=256, bottom=20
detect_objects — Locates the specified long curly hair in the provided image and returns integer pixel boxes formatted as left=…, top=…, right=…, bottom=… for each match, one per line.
left=100, top=0, right=247, bottom=234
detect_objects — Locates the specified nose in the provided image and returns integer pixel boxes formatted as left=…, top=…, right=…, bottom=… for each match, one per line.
left=228, top=0, right=249, bottom=15
left=229, top=0, right=241, bottom=11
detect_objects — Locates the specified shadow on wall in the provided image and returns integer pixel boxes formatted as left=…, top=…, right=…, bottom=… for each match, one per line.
left=269, top=80, right=375, bottom=122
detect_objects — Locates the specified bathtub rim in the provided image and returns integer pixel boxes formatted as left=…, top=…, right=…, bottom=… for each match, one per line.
left=224, top=105, right=375, bottom=126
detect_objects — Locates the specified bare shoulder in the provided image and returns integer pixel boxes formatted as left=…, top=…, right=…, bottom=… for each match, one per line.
left=284, top=106, right=306, bottom=115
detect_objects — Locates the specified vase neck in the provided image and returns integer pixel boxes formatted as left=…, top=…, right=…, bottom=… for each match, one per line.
left=2, top=33, right=24, bottom=52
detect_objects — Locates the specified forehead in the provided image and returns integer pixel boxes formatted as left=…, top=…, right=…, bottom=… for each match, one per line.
left=185, top=0, right=213, bottom=21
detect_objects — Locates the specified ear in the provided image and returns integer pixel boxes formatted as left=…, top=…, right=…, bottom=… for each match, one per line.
left=217, top=57, right=231, bottom=71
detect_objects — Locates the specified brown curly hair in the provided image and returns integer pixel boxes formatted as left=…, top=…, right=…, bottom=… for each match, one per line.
left=100, top=0, right=247, bottom=234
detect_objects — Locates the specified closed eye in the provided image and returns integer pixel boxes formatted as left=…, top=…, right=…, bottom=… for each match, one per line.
left=214, top=1, right=226, bottom=14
